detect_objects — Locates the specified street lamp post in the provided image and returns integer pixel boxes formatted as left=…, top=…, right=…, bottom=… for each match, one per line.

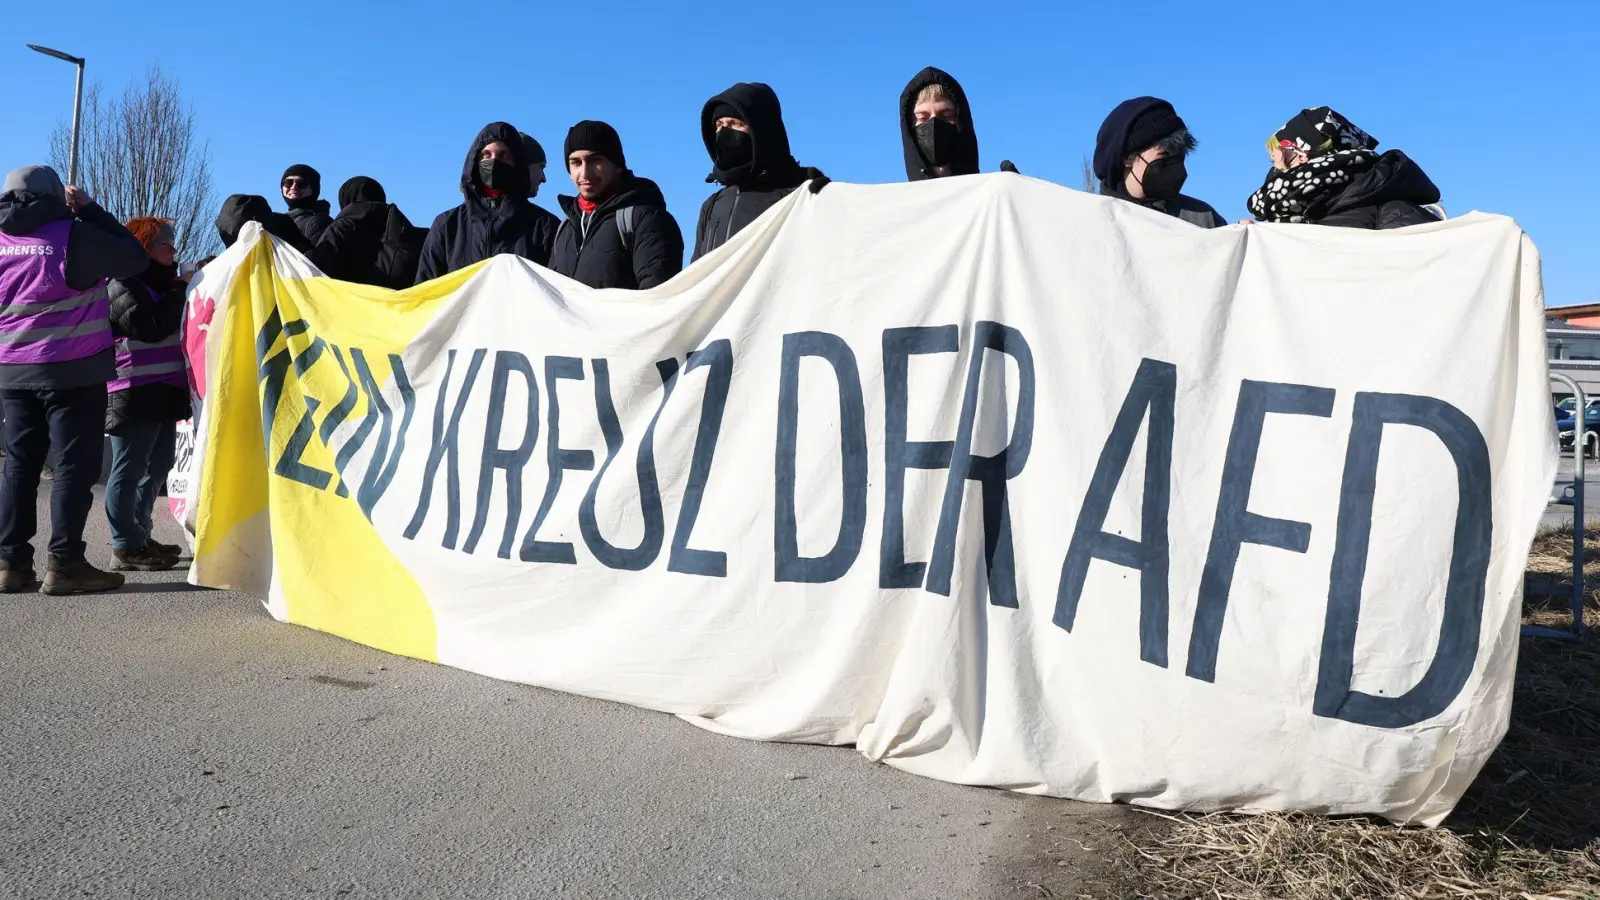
left=26, top=44, right=86, bottom=185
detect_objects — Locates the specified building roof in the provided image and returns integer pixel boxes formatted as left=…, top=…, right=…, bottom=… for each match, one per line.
left=1548, top=303, right=1600, bottom=317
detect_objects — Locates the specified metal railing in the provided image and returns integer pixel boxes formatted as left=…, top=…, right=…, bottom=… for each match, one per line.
left=1526, top=372, right=1588, bottom=641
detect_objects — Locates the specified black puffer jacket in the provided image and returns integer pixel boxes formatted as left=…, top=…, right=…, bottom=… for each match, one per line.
left=414, top=122, right=562, bottom=284
left=551, top=173, right=683, bottom=290
left=693, top=82, right=816, bottom=262
left=900, top=67, right=980, bottom=180
left=105, top=263, right=191, bottom=434
left=1311, top=150, right=1441, bottom=230
left=312, top=177, right=426, bottom=288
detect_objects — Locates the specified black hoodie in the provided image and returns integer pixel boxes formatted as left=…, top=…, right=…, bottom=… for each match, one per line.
left=900, top=67, right=980, bottom=180
left=692, top=82, right=815, bottom=262
left=550, top=172, right=683, bottom=290
left=282, top=164, right=333, bottom=245
left=414, top=122, right=561, bottom=284
left=311, top=177, right=426, bottom=288
left=216, top=194, right=313, bottom=253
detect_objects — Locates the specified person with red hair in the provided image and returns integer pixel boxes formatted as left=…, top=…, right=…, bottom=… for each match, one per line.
left=102, top=216, right=189, bottom=571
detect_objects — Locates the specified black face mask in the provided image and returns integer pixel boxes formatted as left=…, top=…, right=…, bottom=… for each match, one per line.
left=477, top=158, right=517, bottom=194
left=1134, top=155, right=1187, bottom=202
left=915, top=118, right=960, bottom=171
left=713, top=127, right=754, bottom=171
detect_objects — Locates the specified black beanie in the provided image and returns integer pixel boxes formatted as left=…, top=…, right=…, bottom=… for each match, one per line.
left=1092, top=97, right=1186, bottom=184
left=281, top=163, right=320, bottom=192
left=563, top=121, right=626, bottom=169
left=710, top=102, right=741, bottom=124
left=518, top=132, right=548, bottom=167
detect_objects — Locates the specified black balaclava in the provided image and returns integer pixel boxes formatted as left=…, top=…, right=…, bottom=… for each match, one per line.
left=281, top=164, right=322, bottom=210
left=458, top=123, right=532, bottom=204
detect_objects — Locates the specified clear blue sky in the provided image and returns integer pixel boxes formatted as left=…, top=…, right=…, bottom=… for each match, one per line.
left=4, top=1, right=1595, bottom=304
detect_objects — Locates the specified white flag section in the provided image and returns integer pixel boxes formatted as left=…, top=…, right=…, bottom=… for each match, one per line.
left=188, top=176, right=1556, bottom=825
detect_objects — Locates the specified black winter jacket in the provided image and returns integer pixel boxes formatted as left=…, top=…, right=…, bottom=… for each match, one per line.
left=105, top=263, right=191, bottom=434
left=1310, top=150, right=1441, bottom=230
left=693, top=82, right=815, bottom=262
left=312, top=177, right=426, bottom=288
left=415, top=122, right=561, bottom=284
left=0, top=179, right=148, bottom=389
left=286, top=200, right=333, bottom=245
left=900, top=67, right=981, bottom=180
left=551, top=174, right=684, bottom=290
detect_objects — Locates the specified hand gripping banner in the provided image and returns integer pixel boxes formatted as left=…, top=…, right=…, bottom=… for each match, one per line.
left=183, top=176, right=1555, bottom=824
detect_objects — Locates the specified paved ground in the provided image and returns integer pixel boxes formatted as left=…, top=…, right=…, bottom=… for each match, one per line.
left=0, top=488, right=1135, bottom=900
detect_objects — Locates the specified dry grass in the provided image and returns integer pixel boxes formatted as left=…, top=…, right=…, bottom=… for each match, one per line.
left=1094, top=527, right=1600, bottom=900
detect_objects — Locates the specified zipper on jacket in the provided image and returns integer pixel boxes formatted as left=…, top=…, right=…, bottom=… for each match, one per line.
left=724, top=188, right=741, bottom=244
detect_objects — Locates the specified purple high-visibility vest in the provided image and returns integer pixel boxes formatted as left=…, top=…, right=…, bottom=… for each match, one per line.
left=109, top=280, right=185, bottom=393
left=0, top=218, right=112, bottom=366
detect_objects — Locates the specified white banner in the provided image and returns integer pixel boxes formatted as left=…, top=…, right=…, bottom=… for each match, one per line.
left=188, top=175, right=1555, bottom=824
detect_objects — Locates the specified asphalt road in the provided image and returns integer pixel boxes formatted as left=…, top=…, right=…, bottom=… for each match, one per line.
left=0, top=488, right=1135, bottom=900
left=1544, top=454, right=1600, bottom=528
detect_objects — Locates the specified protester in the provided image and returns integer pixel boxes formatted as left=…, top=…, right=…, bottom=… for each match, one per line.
left=103, top=217, right=189, bottom=572
left=518, top=132, right=551, bottom=200
left=1093, top=97, right=1226, bottom=228
left=550, top=121, right=683, bottom=290
left=216, top=194, right=313, bottom=252
left=414, top=123, right=561, bottom=284
left=281, top=164, right=333, bottom=244
left=900, top=68, right=981, bottom=180
left=692, top=82, right=827, bottom=262
left=0, top=165, right=149, bottom=594
left=1246, top=107, right=1441, bottom=229
left=312, top=177, right=427, bottom=288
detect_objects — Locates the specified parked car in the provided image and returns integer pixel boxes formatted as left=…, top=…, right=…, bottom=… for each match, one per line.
left=1556, top=405, right=1600, bottom=454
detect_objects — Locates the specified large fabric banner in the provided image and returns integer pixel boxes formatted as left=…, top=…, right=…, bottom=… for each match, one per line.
left=186, top=176, right=1554, bottom=824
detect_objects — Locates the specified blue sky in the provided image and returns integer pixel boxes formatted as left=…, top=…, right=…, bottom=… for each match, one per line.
left=4, top=1, right=1595, bottom=304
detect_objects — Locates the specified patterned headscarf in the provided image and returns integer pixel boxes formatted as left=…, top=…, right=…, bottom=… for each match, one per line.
left=1247, top=107, right=1381, bottom=222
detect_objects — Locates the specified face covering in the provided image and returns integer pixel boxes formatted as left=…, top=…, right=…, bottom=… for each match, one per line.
left=915, top=118, right=960, bottom=170
left=478, top=159, right=517, bottom=195
left=713, top=127, right=754, bottom=171
left=1134, top=155, right=1187, bottom=201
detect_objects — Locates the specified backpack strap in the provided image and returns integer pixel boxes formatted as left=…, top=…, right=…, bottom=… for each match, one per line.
left=615, top=206, right=635, bottom=251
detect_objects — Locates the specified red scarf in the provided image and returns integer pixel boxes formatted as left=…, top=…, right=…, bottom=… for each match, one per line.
left=576, top=195, right=598, bottom=213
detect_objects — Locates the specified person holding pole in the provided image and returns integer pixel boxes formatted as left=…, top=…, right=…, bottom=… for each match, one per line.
left=0, top=165, right=149, bottom=595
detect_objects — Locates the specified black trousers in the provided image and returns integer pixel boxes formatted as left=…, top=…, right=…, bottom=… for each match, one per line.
left=0, top=385, right=108, bottom=565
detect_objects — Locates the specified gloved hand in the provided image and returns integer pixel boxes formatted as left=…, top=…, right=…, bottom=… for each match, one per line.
left=804, top=167, right=831, bottom=194
left=999, top=160, right=1019, bottom=174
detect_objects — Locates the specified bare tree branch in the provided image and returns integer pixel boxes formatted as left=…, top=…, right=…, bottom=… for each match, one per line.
left=1081, top=155, right=1097, bottom=194
left=49, top=63, right=219, bottom=261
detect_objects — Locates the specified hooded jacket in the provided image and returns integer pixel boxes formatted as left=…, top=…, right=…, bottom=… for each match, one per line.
left=216, top=194, right=314, bottom=253
left=282, top=164, right=333, bottom=245
left=1093, top=97, right=1226, bottom=229
left=414, top=122, right=562, bottom=284
left=550, top=173, right=683, bottom=290
left=692, top=83, right=814, bottom=262
left=312, top=177, right=426, bottom=288
left=900, top=68, right=981, bottom=181
left=1307, top=150, right=1441, bottom=230
left=0, top=165, right=149, bottom=389
left=105, top=261, right=190, bottom=433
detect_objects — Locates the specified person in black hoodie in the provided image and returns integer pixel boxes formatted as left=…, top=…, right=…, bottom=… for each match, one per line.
left=550, top=121, right=683, bottom=290
left=692, top=82, right=827, bottom=262
left=414, top=123, right=561, bottom=284
left=1093, top=97, right=1226, bottom=228
left=901, top=67, right=983, bottom=180
left=1246, top=107, right=1441, bottom=230
left=0, top=165, right=150, bottom=595
left=216, top=194, right=313, bottom=253
left=103, top=216, right=190, bottom=573
left=312, top=177, right=427, bottom=288
left=281, top=164, right=333, bottom=244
